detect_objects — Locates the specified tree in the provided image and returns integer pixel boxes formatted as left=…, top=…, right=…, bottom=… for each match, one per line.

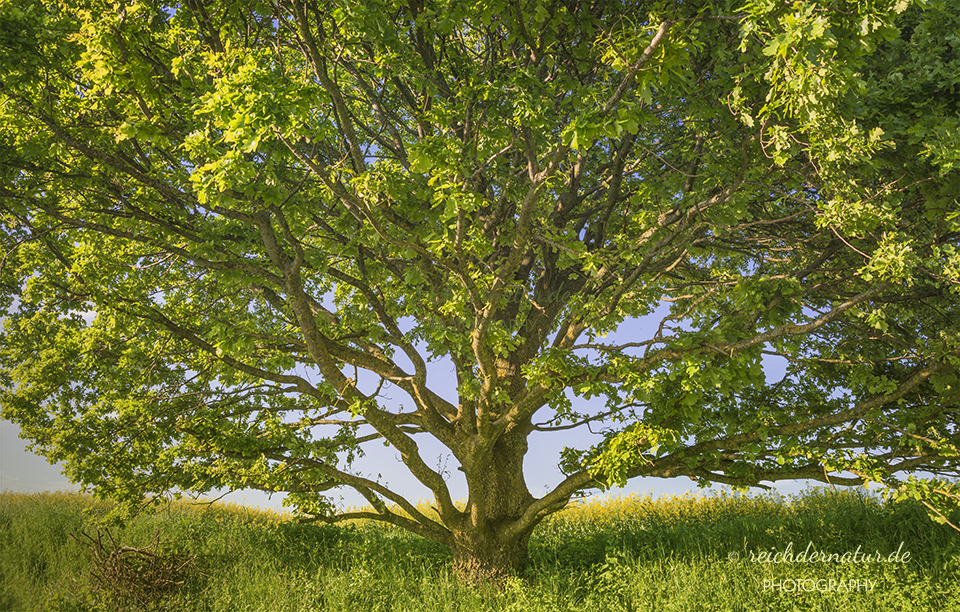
left=1, top=0, right=959, bottom=580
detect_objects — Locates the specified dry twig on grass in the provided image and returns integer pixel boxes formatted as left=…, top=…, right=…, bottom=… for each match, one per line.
left=70, top=527, right=205, bottom=609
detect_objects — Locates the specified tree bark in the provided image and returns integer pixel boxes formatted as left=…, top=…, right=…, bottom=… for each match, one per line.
left=451, top=526, right=534, bottom=582
left=450, top=424, right=538, bottom=581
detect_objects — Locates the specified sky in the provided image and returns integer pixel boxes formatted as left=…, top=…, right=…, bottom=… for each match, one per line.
left=0, top=416, right=818, bottom=513
left=0, top=311, right=823, bottom=515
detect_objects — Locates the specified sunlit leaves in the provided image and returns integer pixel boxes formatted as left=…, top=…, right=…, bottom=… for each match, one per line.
left=1, top=0, right=959, bottom=548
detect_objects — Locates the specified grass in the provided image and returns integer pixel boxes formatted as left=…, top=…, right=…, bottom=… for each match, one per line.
left=1, top=487, right=959, bottom=611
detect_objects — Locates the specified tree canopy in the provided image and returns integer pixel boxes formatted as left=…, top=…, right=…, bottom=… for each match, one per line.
left=1, top=0, right=959, bottom=579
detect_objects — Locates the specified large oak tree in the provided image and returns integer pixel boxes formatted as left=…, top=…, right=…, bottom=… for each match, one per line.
left=2, top=0, right=959, bottom=579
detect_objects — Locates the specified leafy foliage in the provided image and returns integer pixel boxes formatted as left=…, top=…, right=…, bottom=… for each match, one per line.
left=1, top=0, right=958, bottom=577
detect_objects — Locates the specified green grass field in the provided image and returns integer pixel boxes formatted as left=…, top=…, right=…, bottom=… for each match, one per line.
left=2, top=487, right=958, bottom=611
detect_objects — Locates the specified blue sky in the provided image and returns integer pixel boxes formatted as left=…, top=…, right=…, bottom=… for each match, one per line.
left=1, top=309, right=825, bottom=514
left=0, top=416, right=819, bottom=512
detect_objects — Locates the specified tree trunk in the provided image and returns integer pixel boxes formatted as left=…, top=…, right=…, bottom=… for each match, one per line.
left=451, top=526, right=534, bottom=582
left=451, top=425, right=538, bottom=582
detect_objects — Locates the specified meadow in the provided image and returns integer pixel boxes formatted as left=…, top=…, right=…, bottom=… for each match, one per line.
left=1, top=487, right=958, bottom=611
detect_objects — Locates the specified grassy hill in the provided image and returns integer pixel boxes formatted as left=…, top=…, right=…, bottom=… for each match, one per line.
left=2, top=487, right=958, bottom=611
